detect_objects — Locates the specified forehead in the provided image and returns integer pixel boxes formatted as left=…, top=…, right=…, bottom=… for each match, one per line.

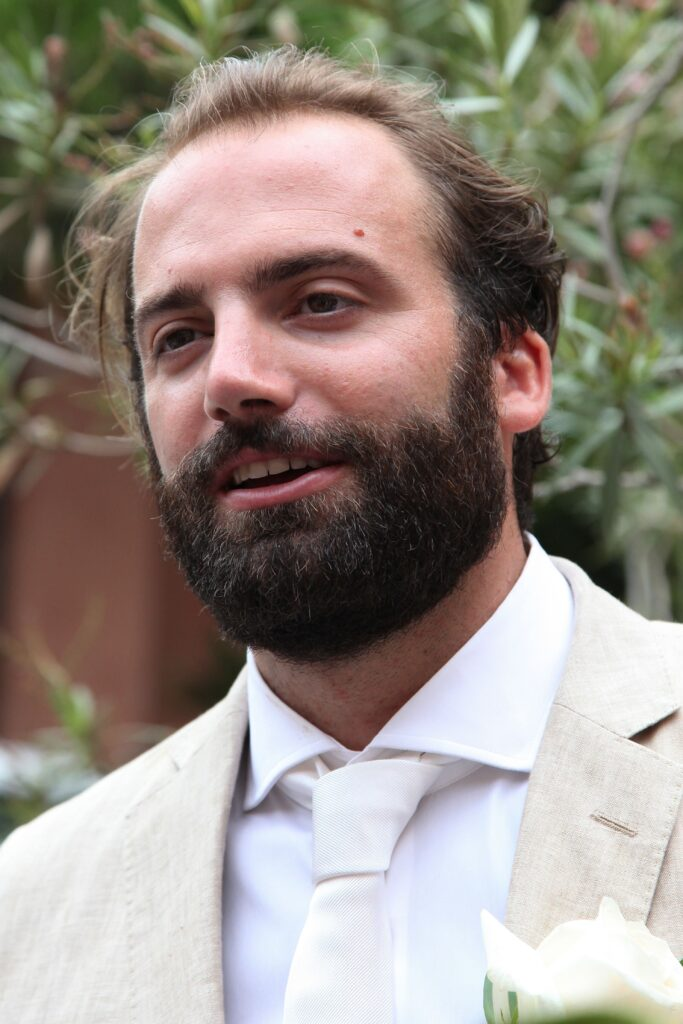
left=133, top=113, right=439, bottom=295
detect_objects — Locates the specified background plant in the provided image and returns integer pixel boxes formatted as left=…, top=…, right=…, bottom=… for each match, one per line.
left=0, top=630, right=167, bottom=840
left=1, top=0, right=681, bottom=828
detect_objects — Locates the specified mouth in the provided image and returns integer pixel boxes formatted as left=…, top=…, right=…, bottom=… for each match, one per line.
left=221, top=455, right=335, bottom=491
left=216, top=452, right=346, bottom=510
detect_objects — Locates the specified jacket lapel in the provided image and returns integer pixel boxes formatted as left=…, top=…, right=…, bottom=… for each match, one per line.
left=123, top=668, right=248, bottom=1024
left=506, top=560, right=683, bottom=947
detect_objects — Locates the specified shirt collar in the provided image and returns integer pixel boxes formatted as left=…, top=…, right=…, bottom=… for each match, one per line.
left=244, top=537, right=574, bottom=810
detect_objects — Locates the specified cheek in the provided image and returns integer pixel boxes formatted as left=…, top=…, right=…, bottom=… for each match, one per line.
left=144, top=380, right=207, bottom=475
left=317, top=363, right=384, bottom=416
left=313, top=313, right=456, bottom=419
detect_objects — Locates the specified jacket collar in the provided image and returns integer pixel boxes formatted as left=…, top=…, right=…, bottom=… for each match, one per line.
left=549, top=558, right=679, bottom=736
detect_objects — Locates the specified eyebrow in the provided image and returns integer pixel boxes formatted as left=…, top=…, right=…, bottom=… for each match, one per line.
left=133, top=282, right=206, bottom=345
left=247, top=249, right=398, bottom=294
left=133, top=248, right=399, bottom=343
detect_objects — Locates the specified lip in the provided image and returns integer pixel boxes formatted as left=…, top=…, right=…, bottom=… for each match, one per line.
left=214, top=450, right=347, bottom=510
left=213, top=448, right=335, bottom=492
left=220, top=462, right=346, bottom=510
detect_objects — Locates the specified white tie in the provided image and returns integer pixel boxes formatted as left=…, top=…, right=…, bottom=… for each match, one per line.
left=282, top=756, right=442, bottom=1024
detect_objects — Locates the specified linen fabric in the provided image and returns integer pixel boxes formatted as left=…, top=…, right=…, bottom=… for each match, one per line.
left=1, top=556, right=683, bottom=1024
left=222, top=538, right=575, bottom=1023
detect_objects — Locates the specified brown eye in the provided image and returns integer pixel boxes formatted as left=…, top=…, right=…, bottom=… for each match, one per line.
left=159, top=327, right=204, bottom=353
left=301, top=293, right=349, bottom=314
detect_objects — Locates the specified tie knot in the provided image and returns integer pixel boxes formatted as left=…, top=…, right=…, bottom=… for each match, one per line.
left=311, top=758, right=441, bottom=882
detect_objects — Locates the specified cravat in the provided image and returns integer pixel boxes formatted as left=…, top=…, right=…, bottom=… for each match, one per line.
left=282, top=756, right=443, bottom=1024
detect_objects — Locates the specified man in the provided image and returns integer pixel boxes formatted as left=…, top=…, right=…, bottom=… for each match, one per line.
left=1, top=47, right=682, bottom=1024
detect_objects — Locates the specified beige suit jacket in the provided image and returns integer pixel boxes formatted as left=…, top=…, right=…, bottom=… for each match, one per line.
left=1, top=558, right=682, bottom=1023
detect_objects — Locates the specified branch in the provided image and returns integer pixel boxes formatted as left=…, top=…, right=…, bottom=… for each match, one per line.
left=0, top=319, right=100, bottom=377
left=55, top=430, right=137, bottom=457
left=563, top=274, right=615, bottom=306
left=596, top=36, right=683, bottom=296
left=19, top=417, right=137, bottom=457
left=0, top=296, right=51, bottom=329
left=0, top=198, right=27, bottom=236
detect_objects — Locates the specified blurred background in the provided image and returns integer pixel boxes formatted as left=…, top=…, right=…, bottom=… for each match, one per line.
left=0, top=0, right=682, bottom=836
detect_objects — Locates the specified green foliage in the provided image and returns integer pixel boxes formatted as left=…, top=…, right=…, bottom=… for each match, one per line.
left=482, top=975, right=656, bottom=1023
left=484, top=974, right=496, bottom=1024
left=524, top=1018, right=660, bottom=1024
left=0, top=637, right=105, bottom=839
left=0, top=728, right=102, bottom=841
left=0, top=632, right=168, bottom=840
left=0, top=1, right=681, bottom=602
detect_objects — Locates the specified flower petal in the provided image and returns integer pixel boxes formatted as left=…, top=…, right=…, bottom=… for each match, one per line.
left=482, top=910, right=564, bottom=1020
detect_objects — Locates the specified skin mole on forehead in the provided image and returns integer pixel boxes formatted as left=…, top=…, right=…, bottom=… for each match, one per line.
left=353, top=228, right=365, bottom=237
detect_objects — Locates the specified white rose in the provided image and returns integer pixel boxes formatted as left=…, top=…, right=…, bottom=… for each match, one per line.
left=482, top=897, right=683, bottom=1022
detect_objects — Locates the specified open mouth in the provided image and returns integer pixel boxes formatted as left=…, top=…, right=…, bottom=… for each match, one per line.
left=222, top=456, right=339, bottom=491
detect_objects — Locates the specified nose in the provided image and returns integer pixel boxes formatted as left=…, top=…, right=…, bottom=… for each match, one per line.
left=203, top=311, right=297, bottom=423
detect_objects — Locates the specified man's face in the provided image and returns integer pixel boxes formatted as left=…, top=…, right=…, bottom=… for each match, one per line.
left=133, top=114, right=509, bottom=660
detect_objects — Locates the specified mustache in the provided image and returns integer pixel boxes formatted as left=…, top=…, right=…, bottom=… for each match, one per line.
left=168, top=416, right=387, bottom=490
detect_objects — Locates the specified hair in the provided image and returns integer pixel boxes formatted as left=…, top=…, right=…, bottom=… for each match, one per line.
left=67, top=45, right=565, bottom=529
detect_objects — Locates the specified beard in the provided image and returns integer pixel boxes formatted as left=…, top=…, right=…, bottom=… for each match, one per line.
left=152, top=342, right=508, bottom=663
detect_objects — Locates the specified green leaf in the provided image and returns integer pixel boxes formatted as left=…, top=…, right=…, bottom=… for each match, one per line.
left=177, top=0, right=203, bottom=26
left=483, top=975, right=495, bottom=1024
left=632, top=416, right=681, bottom=501
left=491, top=0, right=510, bottom=68
left=600, top=428, right=626, bottom=537
left=646, top=386, right=683, bottom=419
left=556, top=220, right=605, bottom=263
left=442, top=96, right=504, bottom=116
left=462, top=3, right=494, bottom=56
left=483, top=975, right=521, bottom=1024
left=548, top=68, right=595, bottom=121
left=0, top=198, right=27, bottom=238
left=199, top=0, right=221, bottom=23
left=503, top=16, right=539, bottom=84
left=50, top=117, right=83, bottom=160
left=144, top=13, right=205, bottom=58
left=561, top=407, right=624, bottom=471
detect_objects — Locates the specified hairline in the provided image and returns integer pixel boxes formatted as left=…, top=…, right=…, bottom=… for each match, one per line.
left=132, top=106, right=460, bottom=321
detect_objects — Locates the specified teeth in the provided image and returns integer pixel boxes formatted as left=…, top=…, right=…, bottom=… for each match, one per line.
left=232, top=456, right=326, bottom=486
left=267, top=457, right=290, bottom=476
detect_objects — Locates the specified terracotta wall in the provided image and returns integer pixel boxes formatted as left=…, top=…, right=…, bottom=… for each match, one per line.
left=0, top=370, right=234, bottom=749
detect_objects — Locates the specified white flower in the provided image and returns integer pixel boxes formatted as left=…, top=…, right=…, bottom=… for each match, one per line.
left=482, top=898, right=683, bottom=1022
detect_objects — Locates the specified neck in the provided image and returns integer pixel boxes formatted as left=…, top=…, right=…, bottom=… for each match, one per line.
left=253, top=512, right=528, bottom=749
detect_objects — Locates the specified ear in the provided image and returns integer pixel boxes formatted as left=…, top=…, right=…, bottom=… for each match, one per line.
left=493, top=329, right=552, bottom=436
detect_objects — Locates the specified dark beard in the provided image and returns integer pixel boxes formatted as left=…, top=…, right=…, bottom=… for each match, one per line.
left=153, top=345, right=508, bottom=662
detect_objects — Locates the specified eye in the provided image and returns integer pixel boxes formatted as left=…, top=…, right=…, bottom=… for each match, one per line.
left=298, top=292, right=355, bottom=315
left=156, top=325, right=209, bottom=354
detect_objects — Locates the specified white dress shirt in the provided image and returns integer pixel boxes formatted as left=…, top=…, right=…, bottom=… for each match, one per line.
left=222, top=538, right=574, bottom=1023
